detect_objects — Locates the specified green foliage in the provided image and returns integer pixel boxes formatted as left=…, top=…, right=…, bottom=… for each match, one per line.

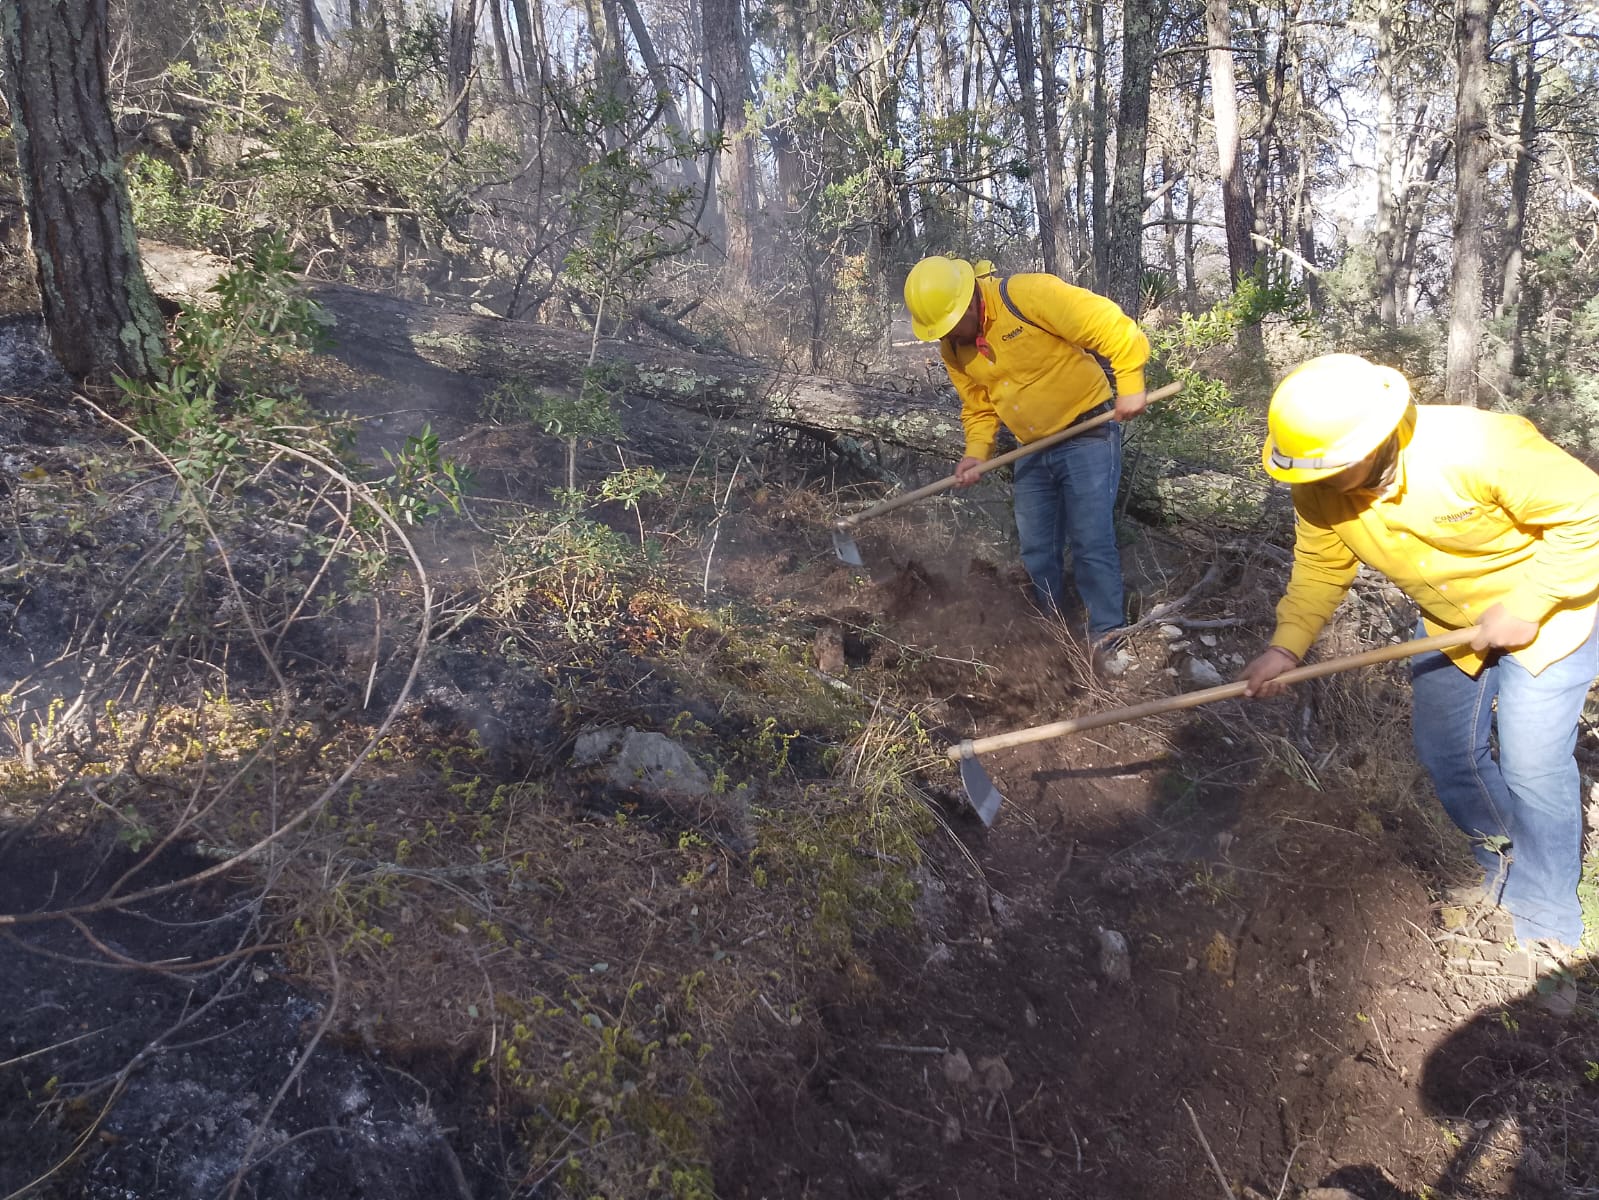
left=485, top=377, right=621, bottom=442
left=137, top=3, right=513, bottom=261
left=494, top=987, right=718, bottom=1199
left=754, top=711, right=936, bottom=955
left=488, top=500, right=635, bottom=642
left=597, top=465, right=668, bottom=510
left=555, top=82, right=712, bottom=314
left=1140, top=281, right=1300, bottom=468
left=127, top=157, right=229, bottom=243
left=375, top=425, right=470, bottom=526
left=120, top=235, right=329, bottom=459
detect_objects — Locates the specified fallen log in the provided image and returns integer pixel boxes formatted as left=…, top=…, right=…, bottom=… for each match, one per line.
left=307, top=283, right=965, bottom=458
left=136, top=241, right=964, bottom=457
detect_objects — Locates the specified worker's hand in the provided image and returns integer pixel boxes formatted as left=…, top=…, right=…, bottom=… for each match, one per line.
left=1239, top=645, right=1300, bottom=699
left=1114, top=390, right=1149, bottom=421
left=1471, top=603, right=1539, bottom=652
left=954, top=456, right=985, bottom=487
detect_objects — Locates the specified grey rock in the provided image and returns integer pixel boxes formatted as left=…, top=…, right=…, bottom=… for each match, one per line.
left=1182, top=657, right=1227, bottom=688
left=975, top=1055, right=1013, bottom=1093
left=1096, top=927, right=1132, bottom=984
left=571, top=726, right=623, bottom=766
left=607, top=729, right=712, bottom=797
left=942, top=1048, right=973, bottom=1088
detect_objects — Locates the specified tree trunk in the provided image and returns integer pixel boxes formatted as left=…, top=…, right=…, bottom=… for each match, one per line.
left=1036, top=0, right=1073, bottom=272
left=349, top=0, right=361, bottom=34
left=1443, top=0, right=1497, bottom=407
left=447, top=0, right=477, bottom=145
left=1289, top=95, right=1322, bottom=310
left=1161, top=153, right=1179, bottom=297
left=1493, top=39, right=1537, bottom=379
left=1396, top=133, right=1450, bottom=322
left=1007, top=0, right=1059, bottom=273
left=372, top=0, right=398, bottom=89
left=583, top=0, right=627, bottom=141
left=300, top=0, right=320, bottom=83
left=487, top=0, right=515, bottom=93
left=1106, top=0, right=1158, bottom=313
left=701, top=0, right=759, bottom=286
left=1183, top=53, right=1205, bottom=311
left=1089, top=0, right=1110, bottom=288
left=617, top=0, right=702, bottom=190
left=0, top=0, right=166, bottom=384
left=1205, top=0, right=1256, bottom=284
left=1374, top=0, right=1399, bottom=325
left=507, top=0, right=540, bottom=92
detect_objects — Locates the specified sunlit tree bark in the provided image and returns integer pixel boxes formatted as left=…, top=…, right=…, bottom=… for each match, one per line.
left=0, top=0, right=166, bottom=383
left=1206, top=0, right=1256, bottom=284
left=1443, top=0, right=1499, bottom=406
left=701, top=0, right=758, bottom=285
left=1493, top=30, right=1538, bottom=380
left=447, top=0, right=477, bottom=145
left=1106, top=0, right=1158, bottom=312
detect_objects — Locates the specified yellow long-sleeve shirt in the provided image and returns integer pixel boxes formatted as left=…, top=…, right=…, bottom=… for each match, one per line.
left=940, top=273, right=1150, bottom=460
left=1272, top=405, right=1599, bottom=676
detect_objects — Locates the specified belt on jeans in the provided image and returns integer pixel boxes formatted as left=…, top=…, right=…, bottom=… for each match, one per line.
left=1065, top=399, right=1114, bottom=429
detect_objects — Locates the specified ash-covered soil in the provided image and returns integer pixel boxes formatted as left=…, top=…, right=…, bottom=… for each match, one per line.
left=0, top=841, right=500, bottom=1200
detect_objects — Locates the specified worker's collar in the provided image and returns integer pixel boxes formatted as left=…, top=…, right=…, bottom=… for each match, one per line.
left=1372, top=410, right=1417, bottom=502
left=973, top=290, right=995, bottom=361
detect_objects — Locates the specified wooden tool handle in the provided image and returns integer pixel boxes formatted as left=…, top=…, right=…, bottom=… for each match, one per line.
left=947, top=626, right=1480, bottom=760
left=838, top=380, right=1184, bottom=530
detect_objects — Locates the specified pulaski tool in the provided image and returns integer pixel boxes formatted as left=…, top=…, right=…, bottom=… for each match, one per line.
left=831, top=380, right=1186, bottom=567
left=949, top=626, right=1481, bottom=826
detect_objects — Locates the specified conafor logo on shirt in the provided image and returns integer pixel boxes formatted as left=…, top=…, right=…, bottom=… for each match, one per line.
left=1435, top=507, right=1478, bottom=524
left=1001, top=325, right=1026, bottom=341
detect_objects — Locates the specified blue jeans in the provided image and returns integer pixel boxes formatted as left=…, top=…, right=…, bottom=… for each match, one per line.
left=1011, top=418, right=1125, bottom=637
left=1410, top=617, right=1599, bottom=945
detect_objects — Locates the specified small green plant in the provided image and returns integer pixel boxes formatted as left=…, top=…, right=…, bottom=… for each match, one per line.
left=490, top=988, right=719, bottom=1199
left=1575, top=840, right=1599, bottom=950
left=119, top=234, right=329, bottom=457
left=597, top=463, right=668, bottom=543
left=375, top=425, right=470, bottom=525
left=116, top=806, right=155, bottom=853
left=484, top=374, right=623, bottom=490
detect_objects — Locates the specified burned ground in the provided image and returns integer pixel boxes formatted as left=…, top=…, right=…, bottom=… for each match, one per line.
left=1, top=316, right=1596, bottom=1200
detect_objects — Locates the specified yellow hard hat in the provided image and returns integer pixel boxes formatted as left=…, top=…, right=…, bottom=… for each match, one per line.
left=1263, top=354, right=1413, bottom=483
left=905, top=256, right=977, bottom=341
left=974, top=259, right=998, bottom=278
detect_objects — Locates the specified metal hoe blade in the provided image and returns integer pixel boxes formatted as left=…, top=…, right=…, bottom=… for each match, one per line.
left=831, top=524, right=864, bottom=567
left=956, top=742, right=1005, bottom=827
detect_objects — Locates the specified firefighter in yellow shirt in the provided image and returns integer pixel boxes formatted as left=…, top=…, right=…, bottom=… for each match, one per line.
left=903, top=256, right=1150, bottom=672
left=1242, top=354, right=1599, bottom=951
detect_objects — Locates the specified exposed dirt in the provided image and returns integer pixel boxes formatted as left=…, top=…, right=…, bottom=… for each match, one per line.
left=700, top=501, right=1599, bottom=1200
